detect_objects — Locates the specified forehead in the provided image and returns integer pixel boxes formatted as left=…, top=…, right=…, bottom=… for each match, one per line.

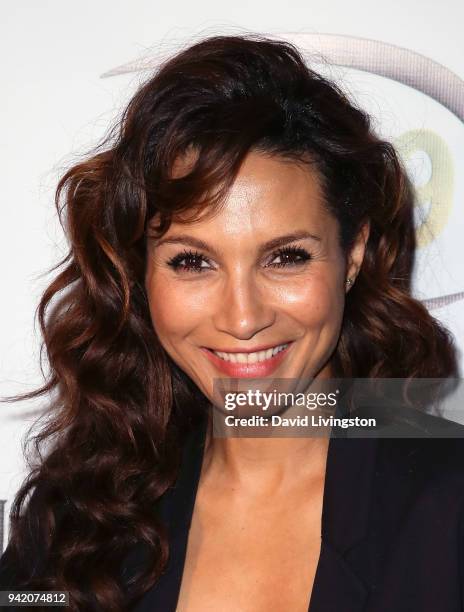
left=163, top=151, right=335, bottom=240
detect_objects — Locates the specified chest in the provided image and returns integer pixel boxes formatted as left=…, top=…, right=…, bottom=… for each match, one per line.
left=175, top=486, right=323, bottom=612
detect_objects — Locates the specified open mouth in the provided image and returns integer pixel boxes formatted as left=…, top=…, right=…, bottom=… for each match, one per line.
left=207, top=343, right=290, bottom=364
left=200, top=341, right=294, bottom=378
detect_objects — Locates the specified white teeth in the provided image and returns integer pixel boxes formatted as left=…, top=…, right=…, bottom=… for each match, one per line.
left=212, top=343, right=289, bottom=363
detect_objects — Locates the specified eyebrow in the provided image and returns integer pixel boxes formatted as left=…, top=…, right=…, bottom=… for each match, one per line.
left=150, top=230, right=321, bottom=258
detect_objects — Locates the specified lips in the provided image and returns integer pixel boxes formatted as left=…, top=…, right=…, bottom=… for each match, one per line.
left=200, top=342, right=293, bottom=377
left=210, top=343, right=289, bottom=363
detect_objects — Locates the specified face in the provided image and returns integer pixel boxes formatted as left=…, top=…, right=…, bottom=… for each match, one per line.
left=145, top=151, right=368, bottom=402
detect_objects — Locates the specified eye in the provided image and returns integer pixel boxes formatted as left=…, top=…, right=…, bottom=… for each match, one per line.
left=166, top=249, right=213, bottom=274
left=267, top=246, right=312, bottom=268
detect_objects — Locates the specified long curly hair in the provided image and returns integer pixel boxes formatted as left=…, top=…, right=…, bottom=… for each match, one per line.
left=1, top=33, right=457, bottom=610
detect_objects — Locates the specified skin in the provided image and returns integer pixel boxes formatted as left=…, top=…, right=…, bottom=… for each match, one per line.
left=145, top=151, right=368, bottom=398
left=145, top=151, right=369, bottom=611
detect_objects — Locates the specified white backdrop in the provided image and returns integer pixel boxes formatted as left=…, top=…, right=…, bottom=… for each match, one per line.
left=1, top=0, right=463, bottom=551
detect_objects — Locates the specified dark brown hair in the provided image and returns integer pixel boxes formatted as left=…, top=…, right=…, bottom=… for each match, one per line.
left=1, top=33, right=457, bottom=610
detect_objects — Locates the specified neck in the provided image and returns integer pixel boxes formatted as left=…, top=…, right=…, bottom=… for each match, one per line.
left=202, top=410, right=330, bottom=497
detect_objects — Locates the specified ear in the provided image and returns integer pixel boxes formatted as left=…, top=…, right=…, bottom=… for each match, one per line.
left=345, top=220, right=370, bottom=293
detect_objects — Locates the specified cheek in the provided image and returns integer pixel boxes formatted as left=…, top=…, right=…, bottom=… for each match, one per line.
left=145, top=270, right=206, bottom=342
left=279, top=273, right=344, bottom=328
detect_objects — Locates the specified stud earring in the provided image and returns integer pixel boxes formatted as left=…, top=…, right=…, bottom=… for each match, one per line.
left=346, top=278, right=353, bottom=286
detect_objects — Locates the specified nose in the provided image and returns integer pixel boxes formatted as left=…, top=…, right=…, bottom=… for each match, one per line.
left=212, top=271, right=276, bottom=340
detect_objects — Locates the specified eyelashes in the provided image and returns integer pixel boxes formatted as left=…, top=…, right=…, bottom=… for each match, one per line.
left=166, top=249, right=211, bottom=273
left=166, top=245, right=313, bottom=274
left=270, top=246, right=313, bottom=268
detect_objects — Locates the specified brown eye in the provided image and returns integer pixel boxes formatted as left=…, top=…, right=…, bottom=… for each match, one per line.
left=167, top=249, right=213, bottom=273
left=268, top=246, right=312, bottom=268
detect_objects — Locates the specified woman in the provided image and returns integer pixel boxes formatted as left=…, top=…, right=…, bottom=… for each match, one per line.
left=1, top=33, right=464, bottom=612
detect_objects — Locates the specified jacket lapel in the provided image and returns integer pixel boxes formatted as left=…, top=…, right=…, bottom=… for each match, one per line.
left=309, top=542, right=370, bottom=611
left=309, top=435, right=379, bottom=612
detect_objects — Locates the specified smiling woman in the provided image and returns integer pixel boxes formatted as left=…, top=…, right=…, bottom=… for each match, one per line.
left=145, top=152, right=367, bottom=389
left=1, top=33, right=464, bottom=612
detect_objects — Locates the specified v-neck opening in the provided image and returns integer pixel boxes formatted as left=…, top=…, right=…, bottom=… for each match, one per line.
left=134, top=413, right=378, bottom=612
left=169, top=415, right=346, bottom=612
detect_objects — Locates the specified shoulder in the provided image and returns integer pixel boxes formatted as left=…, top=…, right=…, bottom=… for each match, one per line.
left=357, top=398, right=464, bottom=491
left=373, top=432, right=464, bottom=530
left=377, top=413, right=464, bottom=480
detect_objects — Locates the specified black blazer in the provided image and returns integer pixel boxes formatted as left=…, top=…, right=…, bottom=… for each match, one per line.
left=2, top=412, right=464, bottom=611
